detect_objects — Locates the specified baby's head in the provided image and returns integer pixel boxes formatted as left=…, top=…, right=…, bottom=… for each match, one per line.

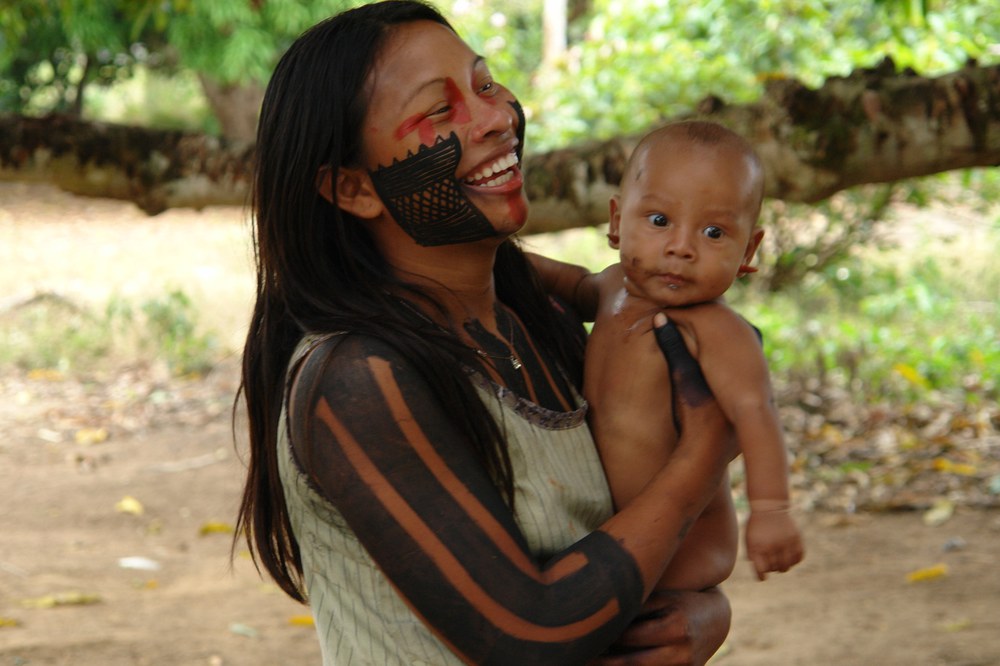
left=608, top=120, right=765, bottom=307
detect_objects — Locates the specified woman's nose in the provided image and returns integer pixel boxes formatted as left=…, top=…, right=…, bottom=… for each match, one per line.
left=470, top=99, right=514, bottom=142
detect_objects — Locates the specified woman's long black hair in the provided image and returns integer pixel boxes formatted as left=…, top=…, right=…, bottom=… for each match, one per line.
left=234, top=1, right=584, bottom=602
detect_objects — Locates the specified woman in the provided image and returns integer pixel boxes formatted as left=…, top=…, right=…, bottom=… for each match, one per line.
left=235, top=2, right=735, bottom=664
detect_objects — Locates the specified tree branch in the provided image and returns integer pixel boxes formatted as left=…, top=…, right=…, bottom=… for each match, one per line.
left=0, top=114, right=253, bottom=215
left=1, top=60, right=997, bottom=230
left=521, top=59, right=1000, bottom=232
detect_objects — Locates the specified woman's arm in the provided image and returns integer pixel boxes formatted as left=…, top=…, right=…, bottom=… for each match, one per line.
left=526, top=251, right=600, bottom=321
left=289, top=333, right=732, bottom=665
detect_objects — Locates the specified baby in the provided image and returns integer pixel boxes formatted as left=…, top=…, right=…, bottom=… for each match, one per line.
left=531, top=120, right=804, bottom=589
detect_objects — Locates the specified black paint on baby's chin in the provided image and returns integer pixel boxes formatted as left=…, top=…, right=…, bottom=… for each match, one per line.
left=368, top=133, right=496, bottom=247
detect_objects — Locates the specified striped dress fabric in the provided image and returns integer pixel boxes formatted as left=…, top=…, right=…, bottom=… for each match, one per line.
left=277, top=335, right=614, bottom=665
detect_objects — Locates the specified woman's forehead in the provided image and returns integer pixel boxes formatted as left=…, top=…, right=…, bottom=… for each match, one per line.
left=370, top=21, right=475, bottom=104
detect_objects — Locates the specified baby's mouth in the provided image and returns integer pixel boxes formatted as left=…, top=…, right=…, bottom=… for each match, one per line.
left=660, top=272, right=690, bottom=289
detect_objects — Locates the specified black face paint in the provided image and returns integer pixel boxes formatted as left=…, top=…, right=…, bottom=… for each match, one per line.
left=510, top=99, right=525, bottom=162
left=368, top=133, right=497, bottom=247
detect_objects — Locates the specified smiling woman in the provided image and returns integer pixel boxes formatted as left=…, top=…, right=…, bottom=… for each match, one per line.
left=234, top=2, right=734, bottom=664
left=354, top=19, right=529, bottom=248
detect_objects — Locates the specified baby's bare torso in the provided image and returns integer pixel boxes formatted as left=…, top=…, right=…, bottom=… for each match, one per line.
left=584, top=265, right=737, bottom=590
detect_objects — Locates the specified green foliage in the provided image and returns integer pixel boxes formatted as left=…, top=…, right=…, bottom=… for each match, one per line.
left=0, top=1, right=356, bottom=116
left=0, top=293, right=112, bottom=372
left=449, top=0, right=543, bottom=108
left=139, top=289, right=219, bottom=376
left=757, top=183, right=898, bottom=293
left=735, top=198, right=1000, bottom=406
left=538, top=170, right=1000, bottom=409
left=0, top=0, right=167, bottom=113
left=467, top=0, right=1000, bottom=150
left=5, top=0, right=999, bottom=146
left=0, top=288, right=219, bottom=377
left=84, top=66, right=219, bottom=133
left=750, top=266, right=998, bottom=406
left=161, top=1, right=352, bottom=86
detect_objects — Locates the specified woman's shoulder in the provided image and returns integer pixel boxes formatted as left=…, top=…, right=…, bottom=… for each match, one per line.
left=297, top=330, right=402, bottom=360
left=289, top=331, right=423, bottom=408
left=298, top=329, right=419, bottom=375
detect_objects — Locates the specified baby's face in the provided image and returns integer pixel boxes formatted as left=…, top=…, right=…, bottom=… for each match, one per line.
left=611, top=139, right=763, bottom=307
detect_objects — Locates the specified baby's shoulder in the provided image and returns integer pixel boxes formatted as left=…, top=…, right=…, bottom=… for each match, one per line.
left=666, top=301, right=757, bottom=344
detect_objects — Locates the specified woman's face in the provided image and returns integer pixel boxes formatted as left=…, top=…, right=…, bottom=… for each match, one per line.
left=360, top=20, right=527, bottom=246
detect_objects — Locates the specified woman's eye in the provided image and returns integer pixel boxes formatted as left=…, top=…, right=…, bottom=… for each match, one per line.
left=703, top=226, right=724, bottom=239
left=478, top=79, right=498, bottom=96
left=428, top=104, right=452, bottom=118
left=647, top=213, right=668, bottom=227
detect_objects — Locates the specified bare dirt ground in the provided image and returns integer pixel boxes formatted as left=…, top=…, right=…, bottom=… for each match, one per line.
left=2, top=183, right=999, bottom=665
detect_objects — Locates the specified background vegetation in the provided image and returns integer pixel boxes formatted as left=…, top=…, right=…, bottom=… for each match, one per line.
left=2, top=0, right=998, bottom=422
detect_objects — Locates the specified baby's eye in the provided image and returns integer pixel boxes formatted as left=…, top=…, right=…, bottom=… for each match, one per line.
left=703, top=225, right=724, bottom=239
left=647, top=213, right=668, bottom=227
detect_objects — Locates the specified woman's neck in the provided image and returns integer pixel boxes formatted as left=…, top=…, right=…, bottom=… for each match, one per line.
left=386, top=240, right=503, bottom=332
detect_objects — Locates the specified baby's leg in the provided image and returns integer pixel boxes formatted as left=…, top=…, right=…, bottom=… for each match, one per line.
left=656, top=476, right=738, bottom=591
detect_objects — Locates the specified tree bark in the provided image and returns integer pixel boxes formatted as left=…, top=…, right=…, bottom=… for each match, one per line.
left=542, top=0, right=568, bottom=69
left=521, top=58, right=1000, bottom=233
left=1, top=60, right=997, bottom=229
left=0, top=114, right=253, bottom=215
left=197, top=75, right=264, bottom=142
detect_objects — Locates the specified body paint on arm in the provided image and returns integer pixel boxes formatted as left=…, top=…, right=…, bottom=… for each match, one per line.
left=290, top=336, right=646, bottom=664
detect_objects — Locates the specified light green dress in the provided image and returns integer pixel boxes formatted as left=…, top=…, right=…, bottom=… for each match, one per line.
left=277, top=334, right=614, bottom=665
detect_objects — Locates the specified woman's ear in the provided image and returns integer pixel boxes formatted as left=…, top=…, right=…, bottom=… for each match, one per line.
left=316, top=166, right=384, bottom=220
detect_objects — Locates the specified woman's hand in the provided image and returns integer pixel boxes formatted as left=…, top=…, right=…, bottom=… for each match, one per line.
left=653, top=313, right=712, bottom=412
left=653, top=313, right=737, bottom=464
left=590, top=588, right=732, bottom=666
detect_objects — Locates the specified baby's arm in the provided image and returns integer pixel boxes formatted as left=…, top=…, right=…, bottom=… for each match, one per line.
left=526, top=252, right=601, bottom=321
left=669, top=303, right=804, bottom=581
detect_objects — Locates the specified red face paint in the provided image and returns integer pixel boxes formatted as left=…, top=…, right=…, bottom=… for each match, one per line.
left=394, top=78, right=471, bottom=147
left=506, top=192, right=527, bottom=227
left=395, top=113, right=437, bottom=146
left=443, top=78, right=471, bottom=124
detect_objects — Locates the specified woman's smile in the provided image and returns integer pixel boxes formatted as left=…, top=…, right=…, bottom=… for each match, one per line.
left=462, top=151, right=519, bottom=188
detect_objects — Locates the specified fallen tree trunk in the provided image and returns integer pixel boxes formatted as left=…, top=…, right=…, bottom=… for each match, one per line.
left=1, top=59, right=997, bottom=231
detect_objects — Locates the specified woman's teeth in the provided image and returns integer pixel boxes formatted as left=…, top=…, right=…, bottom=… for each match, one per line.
left=464, top=153, right=518, bottom=186
left=478, top=171, right=515, bottom=187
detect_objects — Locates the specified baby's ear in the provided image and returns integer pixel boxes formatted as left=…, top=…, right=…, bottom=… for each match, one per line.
left=744, top=227, right=765, bottom=263
left=316, top=166, right=384, bottom=220
left=738, top=228, right=765, bottom=277
left=607, top=195, right=622, bottom=248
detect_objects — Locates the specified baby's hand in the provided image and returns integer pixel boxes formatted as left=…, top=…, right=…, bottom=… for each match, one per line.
left=745, top=503, right=804, bottom=581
